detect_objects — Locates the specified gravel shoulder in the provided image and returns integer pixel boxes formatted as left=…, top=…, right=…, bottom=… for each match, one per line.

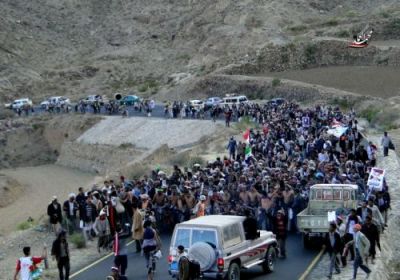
left=0, top=164, right=97, bottom=235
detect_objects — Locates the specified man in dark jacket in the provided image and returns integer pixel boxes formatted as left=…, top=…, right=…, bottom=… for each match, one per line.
left=63, top=193, right=79, bottom=234
left=51, top=230, right=70, bottom=280
left=324, top=223, right=342, bottom=279
left=243, top=209, right=258, bottom=240
left=80, top=196, right=97, bottom=241
left=47, top=196, right=62, bottom=235
left=361, top=215, right=380, bottom=264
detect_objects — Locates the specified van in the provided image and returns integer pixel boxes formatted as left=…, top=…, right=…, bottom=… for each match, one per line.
left=220, top=95, right=248, bottom=107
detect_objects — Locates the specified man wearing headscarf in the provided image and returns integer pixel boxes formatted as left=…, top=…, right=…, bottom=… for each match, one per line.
left=345, top=224, right=371, bottom=280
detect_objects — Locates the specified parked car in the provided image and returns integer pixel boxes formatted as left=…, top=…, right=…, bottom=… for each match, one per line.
left=267, top=98, right=285, bottom=107
left=120, top=95, right=140, bottom=106
left=10, top=98, right=33, bottom=110
left=83, top=95, right=104, bottom=105
left=189, top=99, right=205, bottom=109
left=204, top=97, right=222, bottom=109
left=220, top=94, right=248, bottom=108
left=168, top=215, right=277, bottom=280
left=40, top=96, right=71, bottom=108
left=297, top=184, right=359, bottom=248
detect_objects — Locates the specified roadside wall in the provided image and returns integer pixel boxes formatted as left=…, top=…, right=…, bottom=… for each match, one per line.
left=57, top=142, right=144, bottom=174
left=221, top=40, right=400, bottom=75
left=57, top=117, right=223, bottom=174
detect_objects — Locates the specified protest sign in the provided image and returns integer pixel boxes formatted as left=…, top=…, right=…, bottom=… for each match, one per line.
left=367, top=167, right=385, bottom=191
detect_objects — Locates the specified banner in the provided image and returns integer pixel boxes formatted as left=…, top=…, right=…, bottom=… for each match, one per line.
left=302, top=116, right=310, bottom=128
left=327, top=126, right=348, bottom=138
left=367, top=167, right=385, bottom=191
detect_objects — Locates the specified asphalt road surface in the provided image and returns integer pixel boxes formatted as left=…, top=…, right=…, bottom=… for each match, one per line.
left=71, top=233, right=318, bottom=280
left=20, top=103, right=226, bottom=122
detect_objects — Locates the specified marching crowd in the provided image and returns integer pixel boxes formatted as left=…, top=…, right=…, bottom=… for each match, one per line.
left=14, top=100, right=394, bottom=280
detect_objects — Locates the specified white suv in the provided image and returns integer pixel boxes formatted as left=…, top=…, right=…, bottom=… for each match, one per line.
left=40, top=96, right=71, bottom=108
left=11, top=98, right=33, bottom=109
left=168, top=215, right=277, bottom=280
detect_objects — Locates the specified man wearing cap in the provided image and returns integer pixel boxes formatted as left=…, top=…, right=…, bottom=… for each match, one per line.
left=345, top=224, right=371, bottom=280
left=47, top=196, right=62, bottom=235
left=63, top=193, right=79, bottom=235
left=93, top=209, right=111, bottom=252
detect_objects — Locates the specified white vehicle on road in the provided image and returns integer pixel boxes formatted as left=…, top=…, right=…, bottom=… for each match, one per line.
left=204, top=97, right=223, bottom=109
left=220, top=95, right=248, bottom=108
left=168, top=215, right=277, bottom=280
left=83, top=95, right=105, bottom=105
left=10, top=98, right=33, bottom=110
left=40, top=96, right=71, bottom=108
left=189, top=99, right=205, bottom=109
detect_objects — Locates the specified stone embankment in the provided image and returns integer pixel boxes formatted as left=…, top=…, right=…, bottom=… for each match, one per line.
left=164, top=73, right=365, bottom=103
left=307, top=133, right=400, bottom=280
left=57, top=117, right=223, bottom=174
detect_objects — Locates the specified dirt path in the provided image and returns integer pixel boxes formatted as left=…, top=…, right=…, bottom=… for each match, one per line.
left=0, top=165, right=97, bottom=235
left=268, top=66, right=400, bottom=98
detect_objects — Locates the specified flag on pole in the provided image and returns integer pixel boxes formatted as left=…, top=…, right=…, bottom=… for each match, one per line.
left=243, top=129, right=250, bottom=144
left=245, top=145, right=252, bottom=160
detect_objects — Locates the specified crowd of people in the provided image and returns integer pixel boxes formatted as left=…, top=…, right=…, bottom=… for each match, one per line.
left=14, top=100, right=395, bottom=280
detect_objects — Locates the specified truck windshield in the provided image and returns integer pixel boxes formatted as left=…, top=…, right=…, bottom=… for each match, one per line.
left=313, top=189, right=353, bottom=200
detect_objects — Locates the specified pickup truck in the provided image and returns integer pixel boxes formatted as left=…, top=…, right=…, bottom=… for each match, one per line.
left=297, top=184, right=359, bottom=248
left=168, top=215, right=277, bottom=280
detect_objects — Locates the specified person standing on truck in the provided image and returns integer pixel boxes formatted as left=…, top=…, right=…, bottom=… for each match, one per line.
left=273, top=209, right=288, bottom=259
left=243, top=209, right=258, bottom=240
left=323, top=223, right=342, bottom=279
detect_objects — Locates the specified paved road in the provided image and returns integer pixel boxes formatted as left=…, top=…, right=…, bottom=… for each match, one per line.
left=19, top=104, right=226, bottom=122
left=71, top=233, right=318, bottom=280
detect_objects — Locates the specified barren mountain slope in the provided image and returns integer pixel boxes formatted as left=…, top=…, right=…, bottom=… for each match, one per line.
left=1, top=0, right=399, bottom=102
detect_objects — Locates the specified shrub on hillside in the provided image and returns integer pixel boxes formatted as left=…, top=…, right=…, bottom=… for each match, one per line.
left=70, top=233, right=86, bottom=249
left=383, top=18, right=400, bottom=37
left=328, top=98, right=356, bottom=110
left=17, top=221, right=33, bottom=231
left=360, top=108, right=380, bottom=123
left=335, top=30, right=351, bottom=38
left=272, top=78, right=281, bottom=87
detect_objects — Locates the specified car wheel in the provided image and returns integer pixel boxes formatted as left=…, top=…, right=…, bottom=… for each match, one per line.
left=262, top=246, right=276, bottom=273
left=226, top=262, right=240, bottom=280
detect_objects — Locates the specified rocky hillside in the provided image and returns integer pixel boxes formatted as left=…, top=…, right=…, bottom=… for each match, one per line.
left=1, top=0, right=399, bottom=102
